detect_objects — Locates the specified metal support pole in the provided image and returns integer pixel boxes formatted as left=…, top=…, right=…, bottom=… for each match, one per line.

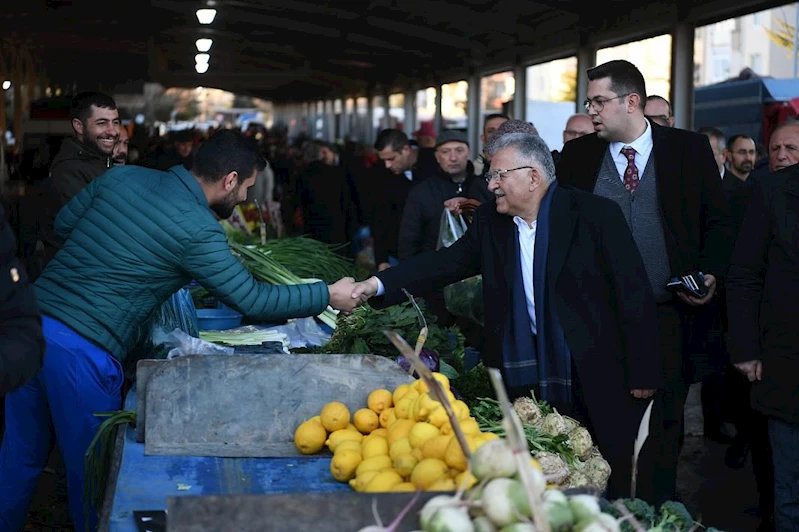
left=434, top=84, right=443, bottom=133
left=467, top=74, right=480, bottom=154
left=793, top=2, right=799, bottom=78
left=513, top=63, right=527, bottom=121
left=670, top=21, right=695, bottom=130
left=576, top=45, right=596, bottom=111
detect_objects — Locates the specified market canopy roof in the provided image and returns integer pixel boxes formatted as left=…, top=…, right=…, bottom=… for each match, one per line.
left=0, top=0, right=788, bottom=102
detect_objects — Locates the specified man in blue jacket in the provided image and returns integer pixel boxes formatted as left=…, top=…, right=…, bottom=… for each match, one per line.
left=0, top=130, right=361, bottom=532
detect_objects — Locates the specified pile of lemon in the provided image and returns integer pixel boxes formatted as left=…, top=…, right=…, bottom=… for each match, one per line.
left=293, top=372, right=499, bottom=493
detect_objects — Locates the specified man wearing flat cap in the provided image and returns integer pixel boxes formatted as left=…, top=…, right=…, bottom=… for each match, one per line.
left=397, top=129, right=477, bottom=324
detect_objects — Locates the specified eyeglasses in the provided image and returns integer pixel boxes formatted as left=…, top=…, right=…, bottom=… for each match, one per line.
left=485, top=166, right=533, bottom=183
left=583, top=93, right=630, bottom=113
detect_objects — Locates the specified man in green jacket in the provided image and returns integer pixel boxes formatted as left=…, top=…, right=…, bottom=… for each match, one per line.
left=0, top=130, right=361, bottom=532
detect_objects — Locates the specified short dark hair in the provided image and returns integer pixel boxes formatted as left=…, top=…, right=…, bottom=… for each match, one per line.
left=70, top=91, right=117, bottom=123
left=193, top=129, right=266, bottom=184
left=587, top=60, right=647, bottom=108
left=484, top=113, right=510, bottom=127
left=697, top=127, right=726, bottom=151
left=646, top=95, right=672, bottom=116
left=374, top=129, right=409, bottom=152
left=727, top=134, right=754, bottom=151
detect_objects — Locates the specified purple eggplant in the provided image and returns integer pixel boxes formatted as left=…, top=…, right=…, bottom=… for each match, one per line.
left=396, top=347, right=440, bottom=376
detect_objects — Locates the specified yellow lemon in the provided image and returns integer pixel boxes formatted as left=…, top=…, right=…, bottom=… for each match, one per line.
left=427, top=477, right=457, bottom=491
left=412, top=378, right=426, bottom=393
left=334, top=440, right=362, bottom=456
left=410, top=458, right=449, bottom=489
left=411, top=448, right=424, bottom=461
left=412, top=393, right=438, bottom=422
left=441, top=417, right=480, bottom=436
left=370, top=428, right=389, bottom=439
left=421, top=434, right=452, bottom=461
left=293, top=421, right=327, bottom=455
left=308, top=415, right=323, bottom=426
left=393, top=397, right=415, bottom=420
left=391, top=482, right=417, bottom=492
left=355, top=455, right=393, bottom=477
left=378, top=408, right=396, bottom=429
left=389, top=437, right=413, bottom=461
left=387, top=419, right=415, bottom=444
left=350, top=470, right=380, bottom=492
left=363, top=469, right=403, bottom=492
left=353, top=408, right=379, bottom=434
left=392, top=384, right=411, bottom=405
left=329, top=449, right=362, bottom=482
left=367, top=389, right=393, bottom=414
left=408, top=422, right=440, bottom=449
left=361, top=437, right=389, bottom=460
left=427, top=405, right=449, bottom=428
left=431, top=372, right=450, bottom=390
left=530, top=458, right=543, bottom=471
left=325, top=428, right=362, bottom=452
left=453, top=400, right=471, bottom=420
left=392, top=453, right=418, bottom=478
left=400, top=387, right=420, bottom=402
left=443, top=435, right=480, bottom=471
left=320, top=402, right=351, bottom=432
left=477, top=432, right=500, bottom=443
left=455, top=470, right=478, bottom=490
left=347, top=423, right=361, bottom=432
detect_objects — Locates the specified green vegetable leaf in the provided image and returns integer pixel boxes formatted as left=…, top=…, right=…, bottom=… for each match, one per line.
left=438, top=360, right=460, bottom=380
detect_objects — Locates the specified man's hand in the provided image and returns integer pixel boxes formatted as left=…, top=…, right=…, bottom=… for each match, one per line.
left=328, top=277, right=360, bottom=313
left=351, top=276, right=379, bottom=301
left=444, top=197, right=481, bottom=217
left=631, top=389, right=656, bottom=399
left=677, top=273, right=716, bottom=306
left=734, top=360, right=762, bottom=382
left=377, top=262, right=391, bottom=272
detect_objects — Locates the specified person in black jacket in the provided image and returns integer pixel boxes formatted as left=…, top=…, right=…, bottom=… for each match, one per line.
left=33, top=92, right=119, bottom=278
left=0, top=203, right=43, bottom=397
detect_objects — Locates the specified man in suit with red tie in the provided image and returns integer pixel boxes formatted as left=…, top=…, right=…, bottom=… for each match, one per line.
left=556, top=59, right=735, bottom=505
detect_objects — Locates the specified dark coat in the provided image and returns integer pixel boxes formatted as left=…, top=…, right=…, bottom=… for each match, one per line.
left=0, top=203, right=44, bottom=396
left=372, top=185, right=662, bottom=497
left=726, top=166, right=799, bottom=424
left=556, top=121, right=735, bottom=381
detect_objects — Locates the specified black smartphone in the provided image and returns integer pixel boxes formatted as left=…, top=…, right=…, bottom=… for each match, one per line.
left=666, top=271, right=708, bottom=299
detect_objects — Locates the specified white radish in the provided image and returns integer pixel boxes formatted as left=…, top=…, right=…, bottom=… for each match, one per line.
left=425, top=506, right=474, bottom=532
left=419, top=495, right=460, bottom=530
left=472, top=516, right=497, bottom=532
left=481, top=478, right=531, bottom=528
left=470, top=439, right=517, bottom=481
left=568, top=494, right=601, bottom=523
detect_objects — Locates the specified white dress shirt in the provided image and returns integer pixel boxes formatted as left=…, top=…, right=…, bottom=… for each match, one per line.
left=374, top=216, right=538, bottom=336
left=609, top=120, right=653, bottom=182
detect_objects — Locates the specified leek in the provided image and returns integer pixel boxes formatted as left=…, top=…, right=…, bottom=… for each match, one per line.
left=230, top=243, right=338, bottom=329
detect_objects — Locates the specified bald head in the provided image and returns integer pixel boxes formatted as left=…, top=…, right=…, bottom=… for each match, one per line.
left=563, top=114, right=593, bottom=144
left=769, top=120, right=799, bottom=172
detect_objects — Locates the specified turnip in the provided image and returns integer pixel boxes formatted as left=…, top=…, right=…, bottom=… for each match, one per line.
left=472, top=516, right=497, bottom=532
left=481, top=478, right=531, bottom=528
left=498, top=524, right=536, bottom=532
left=574, top=512, right=622, bottom=532
left=471, top=439, right=517, bottom=481
left=420, top=495, right=460, bottom=530
left=542, top=489, right=576, bottom=530
left=568, top=494, right=601, bottom=523
left=424, top=506, right=474, bottom=532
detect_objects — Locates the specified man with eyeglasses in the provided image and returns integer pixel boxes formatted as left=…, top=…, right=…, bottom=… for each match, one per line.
left=351, top=132, right=662, bottom=499
left=557, top=59, right=734, bottom=505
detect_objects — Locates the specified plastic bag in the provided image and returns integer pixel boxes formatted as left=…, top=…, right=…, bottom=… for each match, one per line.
left=127, top=288, right=201, bottom=362
left=437, top=209, right=485, bottom=325
left=151, top=328, right=235, bottom=359
left=437, top=209, right=468, bottom=250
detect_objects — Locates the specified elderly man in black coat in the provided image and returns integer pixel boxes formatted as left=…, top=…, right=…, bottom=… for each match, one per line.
left=351, top=132, right=662, bottom=500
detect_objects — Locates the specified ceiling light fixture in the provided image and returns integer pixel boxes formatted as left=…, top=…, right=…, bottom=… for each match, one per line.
left=196, top=38, right=213, bottom=52
left=195, top=62, right=209, bottom=74
left=196, top=8, right=216, bottom=24
left=1, top=81, right=9, bottom=90
left=195, top=53, right=210, bottom=65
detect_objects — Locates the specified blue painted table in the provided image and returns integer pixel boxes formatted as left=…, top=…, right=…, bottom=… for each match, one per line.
left=107, top=386, right=348, bottom=532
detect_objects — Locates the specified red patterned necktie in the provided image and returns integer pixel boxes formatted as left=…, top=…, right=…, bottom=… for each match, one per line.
left=621, top=146, right=639, bottom=192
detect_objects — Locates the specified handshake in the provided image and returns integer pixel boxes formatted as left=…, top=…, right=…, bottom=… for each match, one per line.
left=327, top=276, right=381, bottom=313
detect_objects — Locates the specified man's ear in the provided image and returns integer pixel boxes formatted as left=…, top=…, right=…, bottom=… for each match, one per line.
left=222, top=171, right=238, bottom=191
left=72, top=118, right=84, bottom=137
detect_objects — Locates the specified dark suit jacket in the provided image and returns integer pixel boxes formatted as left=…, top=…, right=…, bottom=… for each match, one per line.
left=373, top=184, right=662, bottom=496
left=556, top=122, right=734, bottom=283
left=556, top=122, right=735, bottom=381
left=726, top=165, right=799, bottom=424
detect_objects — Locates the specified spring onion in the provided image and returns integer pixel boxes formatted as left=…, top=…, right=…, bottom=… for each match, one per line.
left=199, top=329, right=290, bottom=351
left=230, top=242, right=339, bottom=329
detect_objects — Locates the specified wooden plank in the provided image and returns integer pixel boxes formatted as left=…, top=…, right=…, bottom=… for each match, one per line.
left=166, top=492, right=437, bottom=532
left=144, top=354, right=414, bottom=458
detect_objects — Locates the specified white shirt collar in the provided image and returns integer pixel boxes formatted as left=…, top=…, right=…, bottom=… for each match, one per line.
left=513, top=216, right=537, bottom=233
left=609, top=119, right=653, bottom=158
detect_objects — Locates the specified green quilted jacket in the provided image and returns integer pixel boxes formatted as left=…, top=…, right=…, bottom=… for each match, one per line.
left=34, top=164, right=330, bottom=361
